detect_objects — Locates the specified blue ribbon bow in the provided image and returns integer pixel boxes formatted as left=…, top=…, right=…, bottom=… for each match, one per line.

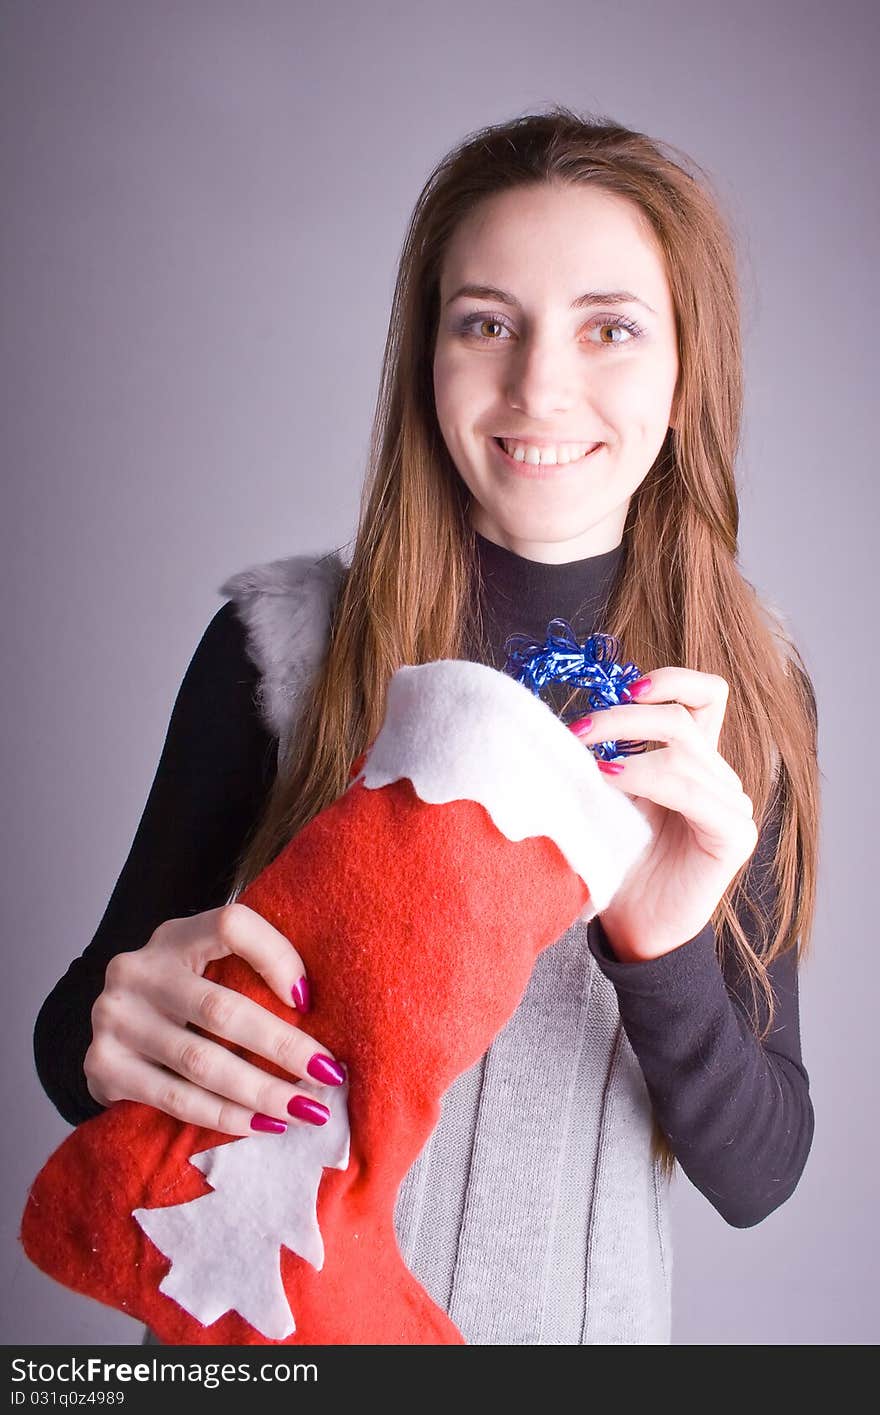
left=503, top=619, right=648, bottom=762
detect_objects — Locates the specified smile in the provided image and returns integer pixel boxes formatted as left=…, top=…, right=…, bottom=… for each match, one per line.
left=490, top=436, right=604, bottom=479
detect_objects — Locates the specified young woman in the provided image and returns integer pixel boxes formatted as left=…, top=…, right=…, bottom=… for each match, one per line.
left=34, top=107, right=820, bottom=1345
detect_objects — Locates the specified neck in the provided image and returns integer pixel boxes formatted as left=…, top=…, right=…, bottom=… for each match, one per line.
left=467, top=511, right=625, bottom=565
left=474, top=530, right=626, bottom=671
left=473, top=528, right=624, bottom=567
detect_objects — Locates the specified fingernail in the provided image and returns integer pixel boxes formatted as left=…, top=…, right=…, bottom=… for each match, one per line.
left=251, top=1113, right=287, bottom=1134
left=568, top=716, right=593, bottom=735
left=291, top=975, right=311, bottom=1012
left=307, top=1053, right=346, bottom=1085
left=628, top=677, right=652, bottom=698
left=287, top=1094, right=331, bottom=1125
left=597, top=759, right=626, bottom=775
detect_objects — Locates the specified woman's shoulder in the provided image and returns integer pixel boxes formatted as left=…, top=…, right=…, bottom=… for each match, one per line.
left=216, top=548, right=348, bottom=740
left=218, top=548, right=348, bottom=605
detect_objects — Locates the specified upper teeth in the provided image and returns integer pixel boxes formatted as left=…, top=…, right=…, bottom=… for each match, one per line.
left=499, top=438, right=598, bottom=465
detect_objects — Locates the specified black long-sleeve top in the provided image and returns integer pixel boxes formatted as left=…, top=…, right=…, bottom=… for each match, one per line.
left=33, top=531, right=815, bottom=1228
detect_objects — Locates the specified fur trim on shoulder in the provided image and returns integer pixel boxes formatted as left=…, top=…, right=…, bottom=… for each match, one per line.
left=218, top=551, right=348, bottom=744
left=760, top=597, right=798, bottom=671
left=756, top=594, right=820, bottom=782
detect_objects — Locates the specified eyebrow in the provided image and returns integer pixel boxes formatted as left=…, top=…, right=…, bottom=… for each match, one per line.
left=444, top=282, right=658, bottom=316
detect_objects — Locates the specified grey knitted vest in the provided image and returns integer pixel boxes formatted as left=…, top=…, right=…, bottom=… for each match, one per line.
left=217, top=550, right=673, bottom=1346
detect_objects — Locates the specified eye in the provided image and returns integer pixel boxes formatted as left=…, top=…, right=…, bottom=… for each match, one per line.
left=457, top=311, right=644, bottom=345
left=588, top=315, right=644, bottom=345
left=458, top=313, right=513, bottom=342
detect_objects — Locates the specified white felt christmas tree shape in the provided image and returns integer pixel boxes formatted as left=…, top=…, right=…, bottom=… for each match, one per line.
left=132, top=1078, right=350, bottom=1340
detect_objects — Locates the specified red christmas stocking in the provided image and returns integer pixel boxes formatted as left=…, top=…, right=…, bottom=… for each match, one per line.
left=21, top=659, right=652, bottom=1345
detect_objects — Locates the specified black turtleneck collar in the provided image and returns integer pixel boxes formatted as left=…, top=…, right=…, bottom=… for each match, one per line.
left=474, top=529, right=626, bottom=669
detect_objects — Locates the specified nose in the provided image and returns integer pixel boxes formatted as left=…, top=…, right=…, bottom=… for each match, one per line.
left=504, top=337, right=580, bottom=421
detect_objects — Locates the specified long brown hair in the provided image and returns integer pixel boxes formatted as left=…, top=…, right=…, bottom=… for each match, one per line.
left=226, top=107, right=821, bottom=1180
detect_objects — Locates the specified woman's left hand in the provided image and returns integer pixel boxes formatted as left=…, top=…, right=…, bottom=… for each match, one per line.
left=570, top=669, right=759, bottom=963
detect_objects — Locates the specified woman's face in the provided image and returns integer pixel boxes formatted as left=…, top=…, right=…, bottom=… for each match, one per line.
left=433, top=181, right=680, bottom=563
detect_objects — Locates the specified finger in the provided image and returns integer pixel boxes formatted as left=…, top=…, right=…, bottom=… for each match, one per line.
left=144, top=965, right=347, bottom=1088
left=125, top=1018, right=339, bottom=1126
left=163, top=903, right=313, bottom=1015
left=600, top=743, right=755, bottom=815
left=598, top=749, right=759, bottom=860
left=574, top=704, right=741, bottom=792
left=86, top=1047, right=270, bottom=1143
left=619, top=668, right=730, bottom=751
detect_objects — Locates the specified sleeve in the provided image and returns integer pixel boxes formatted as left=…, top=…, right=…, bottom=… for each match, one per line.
left=586, top=782, right=814, bottom=1229
left=32, top=600, right=279, bottom=1128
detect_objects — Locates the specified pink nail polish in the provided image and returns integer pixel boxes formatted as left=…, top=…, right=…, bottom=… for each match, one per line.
left=568, top=716, right=593, bottom=735
left=287, top=1095, right=330, bottom=1126
left=307, top=1053, right=346, bottom=1085
left=628, top=677, right=652, bottom=698
left=597, top=759, right=626, bottom=775
left=291, top=975, right=311, bottom=1012
left=250, top=1113, right=287, bottom=1134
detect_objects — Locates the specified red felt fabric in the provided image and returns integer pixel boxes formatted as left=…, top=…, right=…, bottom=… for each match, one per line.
left=21, top=777, right=588, bottom=1344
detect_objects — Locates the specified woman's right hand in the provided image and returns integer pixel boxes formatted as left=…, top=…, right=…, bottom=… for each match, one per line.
left=83, top=903, right=346, bottom=1137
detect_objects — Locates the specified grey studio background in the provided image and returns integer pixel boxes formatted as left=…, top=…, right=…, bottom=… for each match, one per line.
left=2, top=0, right=876, bottom=1347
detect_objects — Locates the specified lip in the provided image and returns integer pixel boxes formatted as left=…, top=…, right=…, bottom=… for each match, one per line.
left=489, top=436, right=603, bottom=480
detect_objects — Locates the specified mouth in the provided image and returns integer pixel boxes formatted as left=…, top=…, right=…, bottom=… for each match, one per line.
left=490, top=436, right=604, bottom=479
